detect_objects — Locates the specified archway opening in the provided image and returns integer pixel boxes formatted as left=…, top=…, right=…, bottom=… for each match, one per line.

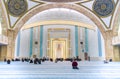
left=14, top=4, right=105, bottom=39
left=15, top=8, right=105, bottom=61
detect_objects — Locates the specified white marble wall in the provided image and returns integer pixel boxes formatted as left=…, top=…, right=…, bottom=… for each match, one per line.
left=78, top=27, right=85, bottom=60
left=101, top=31, right=105, bottom=59
left=19, top=29, right=30, bottom=58
left=88, top=27, right=99, bottom=57
left=32, top=26, right=40, bottom=57
left=88, top=27, right=105, bottom=60
left=43, top=25, right=75, bottom=57
left=14, top=34, right=18, bottom=57
left=15, top=25, right=105, bottom=60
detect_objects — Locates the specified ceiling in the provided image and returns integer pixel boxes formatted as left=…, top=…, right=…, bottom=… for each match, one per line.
left=24, top=8, right=96, bottom=28
left=36, top=0, right=87, bottom=3
left=0, top=0, right=120, bottom=32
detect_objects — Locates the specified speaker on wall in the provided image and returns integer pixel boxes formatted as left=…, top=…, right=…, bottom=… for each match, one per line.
left=35, top=41, right=38, bottom=44
left=80, top=42, right=83, bottom=44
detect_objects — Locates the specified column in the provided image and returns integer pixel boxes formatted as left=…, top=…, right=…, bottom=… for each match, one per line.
left=7, top=29, right=16, bottom=59
left=97, top=28, right=102, bottom=57
left=105, top=31, right=114, bottom=60
left=75, top=26, right=78, bottom=56
left=16, top=31, right=21, bottom=57
left=85, top=28, right=88, bottom=52
left=32, top=26, right=40, bottom=57
left=40, top=25, right=43, bottom=57
left=78, top=27, right=81, bottom=56
left=29, top=27, right=33, bottom=57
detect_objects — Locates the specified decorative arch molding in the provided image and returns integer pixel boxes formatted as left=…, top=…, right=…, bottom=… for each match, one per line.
left=22, top=20, right=95, bottom=30
left=41, top=0, right=81, bottom=2
left=14, top=3, right=106, bottom=38
left=112, top=1, right=120, bottom=36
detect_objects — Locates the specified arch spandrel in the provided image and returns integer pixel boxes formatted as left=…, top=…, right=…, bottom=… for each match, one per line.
left=112, top=1, right=120, bottom=36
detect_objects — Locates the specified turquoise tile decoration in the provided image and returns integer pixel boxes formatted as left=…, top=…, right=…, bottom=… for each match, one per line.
left=75, top=26, right=78, bottom=56
left=97, top=28, right=102, bottom=57
left=16, top=31, right=21, bottom=57
left=85, top=28, right=88, bottom=53
left=40, top=25, right=43, bottom=58
left=29, top=27, right=33, bottom=57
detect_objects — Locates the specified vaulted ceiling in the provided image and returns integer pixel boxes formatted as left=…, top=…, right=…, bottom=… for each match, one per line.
left=0, top=0, right=120, bottom=34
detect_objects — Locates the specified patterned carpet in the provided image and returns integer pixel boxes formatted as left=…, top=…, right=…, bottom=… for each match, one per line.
left=0, top=61, right=120, bottom=79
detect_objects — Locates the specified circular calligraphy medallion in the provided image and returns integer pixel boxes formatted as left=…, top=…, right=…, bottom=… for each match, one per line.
left=7, top=0, right=28, bottom=17
left=93, top=0, right=115, bottom=17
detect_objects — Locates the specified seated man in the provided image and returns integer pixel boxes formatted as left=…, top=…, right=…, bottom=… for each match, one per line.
left=7, top=59, right=11, bottom=64
left=30, top=59, right=33, bottom=63
left=4, top=58, right=6, bottom=62
left=55, top=58, right=58, bottom=63
left=72, top=60, right=79, bottom=69
left=38, top=59, right=41, bottom=64
left=109, top=59, right=112, bottom=62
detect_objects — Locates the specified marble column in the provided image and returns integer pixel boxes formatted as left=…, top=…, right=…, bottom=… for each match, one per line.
left=6, top=29, right=16, bottom=59
left=16, top=31, right=21, bottom=57
left=104, top=31, right=114, bottom=61
left=97, top=28, right=102, bottom=57
left=75, top=26, right=78, bottom=57
left=85, top=28, right=88, bottom=53
left=32, top=26, right=40, bottom=58
left=40, top=25, right=43, bottom=58
left=29, top=27, right=33, bottom=57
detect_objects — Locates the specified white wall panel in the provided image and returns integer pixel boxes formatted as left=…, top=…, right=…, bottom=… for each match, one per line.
left=15, top=25, right=105, bottom=60
left=88, top=27, right=99, bottom=57
left=15, top=35, right=18, bottom=57
left=19, top=29, right=30, bottom=58
left=101, top=33, right=105, bottom=58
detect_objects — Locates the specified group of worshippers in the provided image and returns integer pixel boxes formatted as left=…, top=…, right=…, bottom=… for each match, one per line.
left=4, top=57, right=80, bottom=70
left=4, top=58, right=20, bottom=64
left=4, top=57, right=54, bottom=64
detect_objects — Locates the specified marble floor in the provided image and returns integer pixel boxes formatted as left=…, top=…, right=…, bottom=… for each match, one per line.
left=0, top=61, right=120, bottom=79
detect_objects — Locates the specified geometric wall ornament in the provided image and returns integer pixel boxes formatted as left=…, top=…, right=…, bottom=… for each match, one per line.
left=7, top=0, right=28, bottom=17
left=76, top=0, right=117, bottom=29
left=3, top=0, right=45, bottom=28
left=93, top=0, right=115, bottom=17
